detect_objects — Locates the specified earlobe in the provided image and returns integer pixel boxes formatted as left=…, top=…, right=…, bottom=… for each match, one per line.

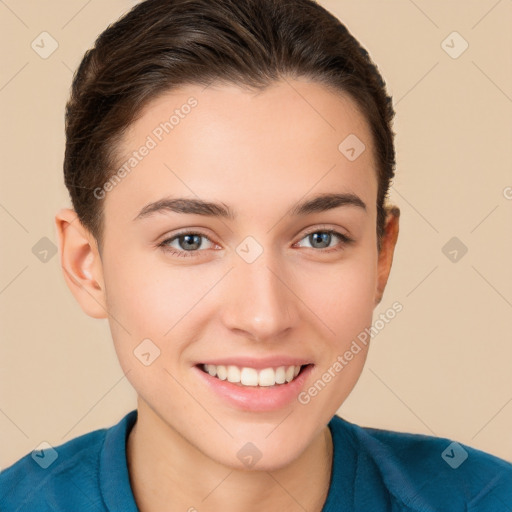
left=374, top=206, right=400, bottom=306
left=55, top=208, right=108, bottom=319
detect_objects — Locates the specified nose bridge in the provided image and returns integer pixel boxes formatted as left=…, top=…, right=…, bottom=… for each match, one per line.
left=222, top=249, right=299, bottom=340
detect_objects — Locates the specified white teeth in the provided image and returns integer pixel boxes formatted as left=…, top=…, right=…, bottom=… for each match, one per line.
left=227, top=365, right=241, bottom=383
left=258, top=368, right=275, bottom=387
left=240, top=367, right=259, bottom=386
left=216, top=365, right=227, bottom=380
left=202, top=364, right=304, bottom=387
left=275, top=366, right=286, bottom=384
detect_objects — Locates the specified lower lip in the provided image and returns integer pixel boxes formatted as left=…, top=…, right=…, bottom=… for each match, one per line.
left=193, top=364, right=314, bottom=412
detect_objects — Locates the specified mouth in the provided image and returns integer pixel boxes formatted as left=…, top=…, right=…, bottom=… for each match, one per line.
left=193, top=357, right=315, bottom=412
left=198, top=363, right=310, bottom=387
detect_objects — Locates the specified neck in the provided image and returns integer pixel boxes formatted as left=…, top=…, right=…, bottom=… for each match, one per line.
left=126, top=399, right=333, bottom=512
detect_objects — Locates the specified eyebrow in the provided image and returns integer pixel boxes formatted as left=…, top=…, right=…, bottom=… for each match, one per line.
left=133, top=192, right=366, bottom=221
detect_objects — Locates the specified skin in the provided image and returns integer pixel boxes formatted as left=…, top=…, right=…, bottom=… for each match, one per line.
left=55, top=79, right=399, bottom=512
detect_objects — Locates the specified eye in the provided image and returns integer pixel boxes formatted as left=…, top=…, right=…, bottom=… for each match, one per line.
left=295, top=228, right=354, bottom=253
left=157, top=227, right=354, bottom=259
left=157, top=231, right=216, bottom=258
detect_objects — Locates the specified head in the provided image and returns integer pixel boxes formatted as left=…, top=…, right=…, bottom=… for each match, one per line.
left=56, top=0, right=400, bottom=470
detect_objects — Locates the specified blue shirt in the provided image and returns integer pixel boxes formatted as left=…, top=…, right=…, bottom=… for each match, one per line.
left=1, top=409, right=511, bottom=511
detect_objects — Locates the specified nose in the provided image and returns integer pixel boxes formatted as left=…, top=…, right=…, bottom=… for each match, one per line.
left=221, top=253, right=300, bottom=342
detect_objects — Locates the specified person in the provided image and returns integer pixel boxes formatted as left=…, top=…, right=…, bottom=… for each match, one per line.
left=1, top=0, right=511, bottom=510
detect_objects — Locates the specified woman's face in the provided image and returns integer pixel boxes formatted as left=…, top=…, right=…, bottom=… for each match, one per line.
left=97, top=79, right=394, bottom=470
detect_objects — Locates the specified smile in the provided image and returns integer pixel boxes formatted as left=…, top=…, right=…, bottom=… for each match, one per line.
left=194, top=359, right=314, bottom=411
left=201, top=364, right=305, bottom=387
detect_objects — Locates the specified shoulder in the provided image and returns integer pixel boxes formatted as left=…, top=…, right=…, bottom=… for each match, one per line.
left=0, top=426, right=107, bottom=511
left=0, top=410, right=137, bottom=512
left=329, top=415, right=512, bottom=511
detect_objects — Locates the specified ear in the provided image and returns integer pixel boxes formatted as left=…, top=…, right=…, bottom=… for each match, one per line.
left=55, top=208, right=108, bottom=319
left=374, top=206, right=400, bottom=306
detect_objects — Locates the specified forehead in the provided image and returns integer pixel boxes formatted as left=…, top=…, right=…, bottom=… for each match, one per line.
left=105, top=79, right=377, bottom=224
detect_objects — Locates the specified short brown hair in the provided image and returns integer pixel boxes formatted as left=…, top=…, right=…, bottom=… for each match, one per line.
left=64, top=0, right=396, bottom=252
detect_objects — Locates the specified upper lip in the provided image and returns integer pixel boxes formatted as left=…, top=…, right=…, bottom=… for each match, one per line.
left=197, top=356, right=313, bottom=370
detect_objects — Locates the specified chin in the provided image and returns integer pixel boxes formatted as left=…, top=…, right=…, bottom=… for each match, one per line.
left=206, top=428, right=315, bottom=473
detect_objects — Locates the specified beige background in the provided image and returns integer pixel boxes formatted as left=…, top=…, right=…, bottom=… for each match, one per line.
left=1, top=0, right=511, bottom=470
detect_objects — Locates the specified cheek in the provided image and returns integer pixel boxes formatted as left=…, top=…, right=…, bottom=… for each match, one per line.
left=101, top=251, right=177, bottom=366
left=102, top=249, right=221, bottom=375
left=298, top=246, right=378, bottom=347
left=101, top=253, right=198, bottom=407
left=293, top=254, right=378, bottom=430
left=103, top=249, right=198, bottom=333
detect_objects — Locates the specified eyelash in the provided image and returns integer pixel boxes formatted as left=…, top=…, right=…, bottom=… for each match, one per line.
left=157, top=227, right=354, bottom=259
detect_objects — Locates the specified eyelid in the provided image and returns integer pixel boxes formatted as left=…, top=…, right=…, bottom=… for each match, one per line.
left=298, top=224, right=352, bottom=240
left=293, top=226, right=354, bottom=250
left=157, top=229, right=218, bottom=252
